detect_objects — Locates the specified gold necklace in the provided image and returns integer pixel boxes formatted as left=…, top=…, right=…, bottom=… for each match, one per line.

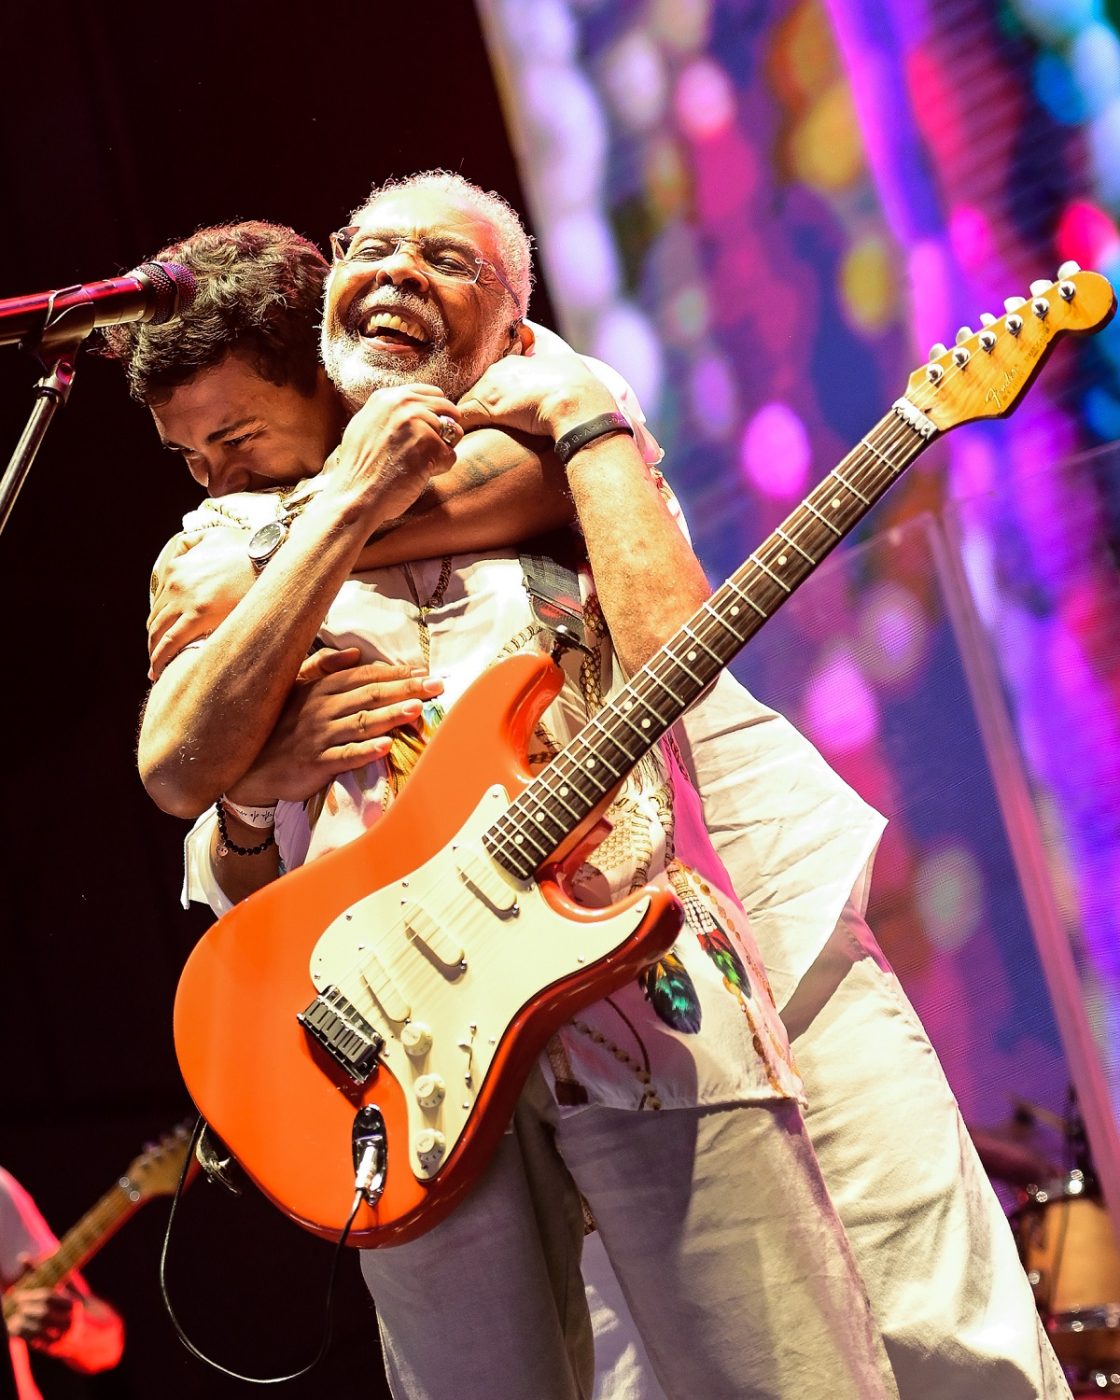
left=403, top=557, right=453, bottom=666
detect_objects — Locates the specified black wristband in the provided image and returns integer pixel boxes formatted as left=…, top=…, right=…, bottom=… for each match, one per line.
left=553, top=412, right=634, bottom=467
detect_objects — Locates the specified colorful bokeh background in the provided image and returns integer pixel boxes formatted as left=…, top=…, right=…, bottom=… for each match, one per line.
left=480, top=0, right=1120, bottom=1193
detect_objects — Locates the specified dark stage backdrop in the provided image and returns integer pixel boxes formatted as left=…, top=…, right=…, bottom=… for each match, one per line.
left=0, top=7, right=552, bottom=1397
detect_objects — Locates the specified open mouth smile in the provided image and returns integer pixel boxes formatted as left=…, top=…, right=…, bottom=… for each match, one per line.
left=358, top=309, right=433, bottom=353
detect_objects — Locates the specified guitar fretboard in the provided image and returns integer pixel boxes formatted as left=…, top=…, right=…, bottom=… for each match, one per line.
left=14, top=1182, right=139, bottom=1296
left=482, top=403, right=934, bottom=881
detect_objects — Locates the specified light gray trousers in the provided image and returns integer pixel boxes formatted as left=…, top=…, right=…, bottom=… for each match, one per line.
left=360, top=1073, right=897, bottom=1400
left=585, top=908, right=1071, bottom=1400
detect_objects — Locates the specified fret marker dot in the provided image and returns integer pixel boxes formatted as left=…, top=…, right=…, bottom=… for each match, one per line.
left=536, top=809, right=546, bottom=821
left=777, top=554, right=787, bottom=566
left=641, top=718, right=651, bottom=728
left=559, top=785, right=570, bottom=797
left=514, top=833, right=524, bottom=844
left=832, top=497, right=841, bottom=509
left=587, top=758, right=596, bottom=768
left=687, top=649, right=697, bottom=661
left=730, top=606, right=740, bottom=616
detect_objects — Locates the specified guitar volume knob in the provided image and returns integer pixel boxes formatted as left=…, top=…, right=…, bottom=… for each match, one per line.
left=401, top=1021, right=433, bottom=1058
left=415, top=1128, right=446, bottom=1171
left=414, top=1073, right=446, bottom=1109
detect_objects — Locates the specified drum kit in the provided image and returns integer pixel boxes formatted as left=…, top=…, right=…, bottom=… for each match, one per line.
left=972, top=1094, right=1120, bottom=1395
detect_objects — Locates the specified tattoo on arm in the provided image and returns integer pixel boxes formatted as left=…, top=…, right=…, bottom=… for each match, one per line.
left=365, top=446, right=522, bottom=543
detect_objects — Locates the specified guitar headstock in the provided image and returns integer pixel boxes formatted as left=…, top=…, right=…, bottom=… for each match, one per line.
left=904, top=263, right=1116, bottom=432
left=121, top=1121, right=196, bottom=1200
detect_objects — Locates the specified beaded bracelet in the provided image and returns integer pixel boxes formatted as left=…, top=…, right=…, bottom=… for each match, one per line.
left=215, top=800, right=277, bottom=857
left=553, top=412, right=634, bottom=467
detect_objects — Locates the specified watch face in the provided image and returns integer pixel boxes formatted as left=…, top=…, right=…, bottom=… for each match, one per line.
left=249, top=520, right=286, bottom=564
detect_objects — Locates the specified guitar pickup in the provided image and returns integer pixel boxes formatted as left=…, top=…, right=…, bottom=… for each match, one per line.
left=456, top=848, right=519, bottom=914
left=402, top=901, right=465, bottom=968
left=298, top=987, right=383, bottom=1084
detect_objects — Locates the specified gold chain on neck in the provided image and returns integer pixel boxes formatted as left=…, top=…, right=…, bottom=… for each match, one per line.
left=403, top=557, right=453, bottom=666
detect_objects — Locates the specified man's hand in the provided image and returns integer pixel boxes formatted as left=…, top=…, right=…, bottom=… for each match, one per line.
left=322, top=383, right=463, bottom=527
left=3, top=1281, right=77, bottom=1349
left=225, top=647, right=445, bottom=808
left=148, top=525, right=255, bottom=680
left=457, top=351, right=617, bottom=442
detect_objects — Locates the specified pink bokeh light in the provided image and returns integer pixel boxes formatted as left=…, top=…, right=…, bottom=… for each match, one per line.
left=689, top=352, right=738, bottom=437
left=739, top=401, right=811, bottom=499
left=1056, top=198, right=1120, bottom=271
left=801, top=646, right=881, bottom=755
left=674, top=58, right=736, bottom=139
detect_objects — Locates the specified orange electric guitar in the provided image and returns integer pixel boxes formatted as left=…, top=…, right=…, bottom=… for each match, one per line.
left=2, top=1126, right=193, bottom=1319
left=174, top=266, right=1115, bottom=1248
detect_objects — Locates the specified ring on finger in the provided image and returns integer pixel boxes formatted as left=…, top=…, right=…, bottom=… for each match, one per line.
left=437, top=415, right=460, bottom=446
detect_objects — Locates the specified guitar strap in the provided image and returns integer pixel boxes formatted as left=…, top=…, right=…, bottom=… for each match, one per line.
left=519, top=526, right=598, bottom=1115
left=518, top=526, right=592, bottom=655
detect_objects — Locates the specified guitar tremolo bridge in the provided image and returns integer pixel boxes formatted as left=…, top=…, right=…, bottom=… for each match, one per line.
left=298, top=986, right=383, bottom=1084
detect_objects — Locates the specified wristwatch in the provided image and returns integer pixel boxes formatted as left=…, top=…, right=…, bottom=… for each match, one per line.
left=247, top=519, right=288, bottom=572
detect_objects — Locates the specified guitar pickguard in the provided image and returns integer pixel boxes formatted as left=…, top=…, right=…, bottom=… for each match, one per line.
left=309, top=785, right=649, bottom=1179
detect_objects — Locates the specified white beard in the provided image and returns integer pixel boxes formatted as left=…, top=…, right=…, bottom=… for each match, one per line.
left=322, top=335, right=497, bottom=411
left=321, top=292, right=511, bottom=410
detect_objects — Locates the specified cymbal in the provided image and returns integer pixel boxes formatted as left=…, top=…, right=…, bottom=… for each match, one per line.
left=969, top=1126, right=1056, bottom=1186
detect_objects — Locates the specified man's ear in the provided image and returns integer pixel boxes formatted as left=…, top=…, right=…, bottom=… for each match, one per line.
left=504, top=321, right=533, bottom=357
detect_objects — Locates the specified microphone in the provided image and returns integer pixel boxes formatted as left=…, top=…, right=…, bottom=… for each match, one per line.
left=0, top=261, right=198, bottom=349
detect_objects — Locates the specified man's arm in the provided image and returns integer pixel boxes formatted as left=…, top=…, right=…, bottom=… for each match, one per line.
left=200, top=648, right=443, bottom=905
left=139, top=382, right=461, bottom=818
left=147, top=427, right=572, bottom=680
left=458, top=355, right=711, bottom=671
left=357, top=427, right=571, bottom=567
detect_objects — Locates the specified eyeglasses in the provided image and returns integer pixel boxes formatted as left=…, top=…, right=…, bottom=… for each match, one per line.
left=329, top=228, right=521, bottom=310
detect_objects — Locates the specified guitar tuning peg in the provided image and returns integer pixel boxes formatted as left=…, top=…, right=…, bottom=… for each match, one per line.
left=1004, top=295, right=1027, bottom=312
left=955, top=326, right=974, bottom=344
left=979, top=312, right=997, bottom=326
left=1029, top=279, right=1054, bottom=297
left=1057, top=260, right=1081, bottom=279
left=928, top=342, right=948, bottom=361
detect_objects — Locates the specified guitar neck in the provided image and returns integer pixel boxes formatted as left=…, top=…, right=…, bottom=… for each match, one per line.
left=484, top=401, right=935, bottom=880
left=11, top=1181, right=140, bottom=1295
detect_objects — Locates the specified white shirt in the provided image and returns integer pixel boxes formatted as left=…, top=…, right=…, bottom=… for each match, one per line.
left=184, top=529, right=804, bottom=1113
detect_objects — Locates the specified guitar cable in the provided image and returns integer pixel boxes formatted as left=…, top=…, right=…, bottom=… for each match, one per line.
left=158, top=1114, right=365, bottom=1384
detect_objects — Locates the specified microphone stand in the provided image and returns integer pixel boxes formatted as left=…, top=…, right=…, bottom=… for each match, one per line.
left=0, top=288, right=97, bottom=541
